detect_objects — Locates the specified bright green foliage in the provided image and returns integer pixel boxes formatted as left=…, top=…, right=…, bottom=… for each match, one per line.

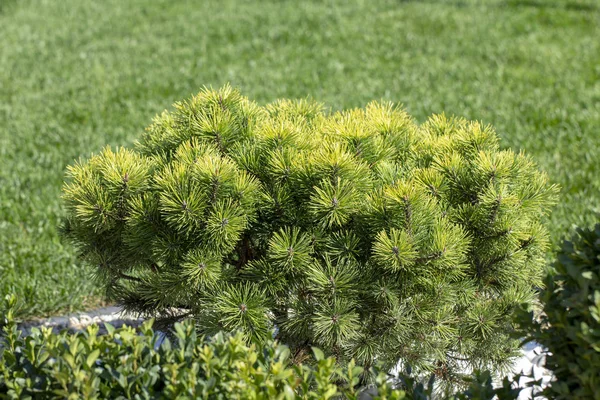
left=520, top=223, right=600, bottom=400
left=62, top=86, right=557, bottom=381
left=0, top=295, right=522, bottom=400
left=0, top=295, right=400, bottom=400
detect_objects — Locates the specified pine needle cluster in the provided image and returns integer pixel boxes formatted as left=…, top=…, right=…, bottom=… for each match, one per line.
left=62, top=85, right=558, bottom=382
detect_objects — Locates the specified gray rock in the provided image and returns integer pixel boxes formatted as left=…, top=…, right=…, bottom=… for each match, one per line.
left=18, top=306, right=143, bottom=336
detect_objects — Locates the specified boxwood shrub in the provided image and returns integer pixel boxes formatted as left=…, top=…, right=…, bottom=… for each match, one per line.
left=0, top=294, right=521, bottom=400
left=519, top=222, right=600, bottom=399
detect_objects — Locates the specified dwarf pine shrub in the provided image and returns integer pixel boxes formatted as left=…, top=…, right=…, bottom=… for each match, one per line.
left=62, top=85, right=557, bottom=381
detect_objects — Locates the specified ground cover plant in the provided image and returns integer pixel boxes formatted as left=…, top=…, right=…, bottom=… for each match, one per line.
left=1, top=0, right=599, bottom=319
left=61, top=86, right=557, bottom=383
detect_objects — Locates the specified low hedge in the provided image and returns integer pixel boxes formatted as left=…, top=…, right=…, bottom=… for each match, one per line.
left=0, top=296, right=385, bottom=399
left=1, top=293, right=520, bottom=400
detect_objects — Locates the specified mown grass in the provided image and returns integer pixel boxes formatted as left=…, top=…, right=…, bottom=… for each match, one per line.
left=1, top=0, right=598, bottom=318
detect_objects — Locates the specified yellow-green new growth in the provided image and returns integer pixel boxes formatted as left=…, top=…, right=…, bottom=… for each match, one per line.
left=62, top=85, right=558, bottom=385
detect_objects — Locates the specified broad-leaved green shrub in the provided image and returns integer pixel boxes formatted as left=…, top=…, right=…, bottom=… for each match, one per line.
left=0, top=295, right=522, bottom=400
left=62, top=85, right=557, bottom=381
left=520, top=223, right=600, bottom=399
left=0, top=295, right=397, bottom=399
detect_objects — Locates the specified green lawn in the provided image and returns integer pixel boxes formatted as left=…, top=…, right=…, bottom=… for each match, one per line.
left=1, top=0, right=598, bottom=318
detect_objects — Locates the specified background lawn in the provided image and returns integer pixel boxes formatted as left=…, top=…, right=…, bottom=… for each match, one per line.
left=1, top=0, right=598, bottom=318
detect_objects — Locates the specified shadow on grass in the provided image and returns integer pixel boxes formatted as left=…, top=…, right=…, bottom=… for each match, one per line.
left=398, top=0, right=598, bottom=12
left=0, top=0, right=19, bottom=14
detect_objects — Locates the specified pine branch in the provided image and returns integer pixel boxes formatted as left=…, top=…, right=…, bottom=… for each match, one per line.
left=402, top=196, right=413, bottom=236
left=117, top=272, right=143, bottom=283
left=415, top=251, right=443, bottom=264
